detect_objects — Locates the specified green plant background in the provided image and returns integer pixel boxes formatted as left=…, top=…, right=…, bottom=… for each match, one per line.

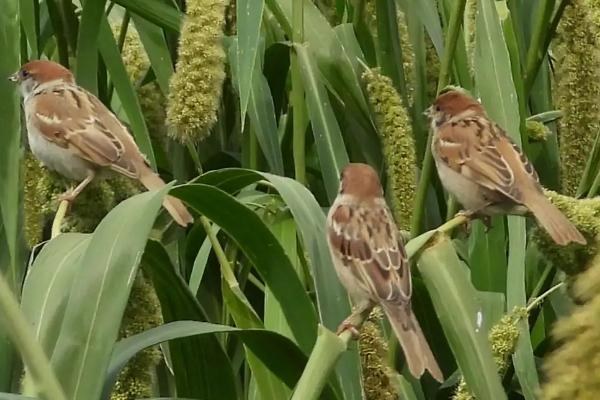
left=0, top=0, right=599, bottom=399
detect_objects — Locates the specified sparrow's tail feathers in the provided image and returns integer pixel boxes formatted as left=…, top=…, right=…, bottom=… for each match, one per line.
left=525, top=194, right=586, bottom=246
left=139, top=170, right=193, bottom=227
left=383, top=303, right=443, bottom=382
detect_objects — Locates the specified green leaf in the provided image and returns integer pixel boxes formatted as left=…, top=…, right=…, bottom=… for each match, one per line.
left=229, top=39, right=285, bottom=175
left=237, top=0, right=264, bottom=131
left=21, top=234, right=90, bottom=357
left=112, top=0, right=183, bottom=32
left=475, top=0, right=539, bottom=396
left=132, top=15, right=174, bottom=95
left=97, top=16, right=156, bottom=168
left=20, top=0, right=39, bottom=57
left=107, top=320, right=336, bottom=399
left=49, top=188, right=168, bottom=400
left=75, top=0, right=107, bottom=93
left=140, top=241, right=237, bottom=400
left=397, top=0, right=444, bottom=58
left=173, top=184, right=318, bottom=353
left=416, top=234, right=506, bottom=400
left=295, top=44, right=349, bottom=202
left=0, top=0, right=21, bottom=286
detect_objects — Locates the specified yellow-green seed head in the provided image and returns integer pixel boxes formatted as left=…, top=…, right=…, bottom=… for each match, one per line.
left=531, top=190, right=600, bottom=275
left=452, top=307, right=524, bottom=400
left=111, top=272, right=163, bottom=400
left=554, top=0, right=600, bottom=196
left=23, top=153, right=47, bottom=248
left=167, top=0, right=227, bottom=142
left=526, top=120, right=550, bottom=142
left=363, top=68, right=417, bottom=228
left=425, top=38, right=440, bottom=101
left=540, top=262, right=600, bottom=400
left=464, top=0, right=478, bottom=77
left=359, top=308, right=399, bottom=400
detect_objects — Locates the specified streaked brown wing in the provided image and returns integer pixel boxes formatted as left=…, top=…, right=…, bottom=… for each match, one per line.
left=435, top=116, right=539, bottom=202
left=328, top=202, right=411, bottom=304
left=31, top=87, right=139, bottom=177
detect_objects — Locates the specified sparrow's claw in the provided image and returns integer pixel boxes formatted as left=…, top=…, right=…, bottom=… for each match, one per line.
left=454, top=209, right=475, bottom=220
left=336, top=320, right=361, bottom=339
left=481, top=215, right=493, bottom=232
left=57, top=189, right=77, bottom=203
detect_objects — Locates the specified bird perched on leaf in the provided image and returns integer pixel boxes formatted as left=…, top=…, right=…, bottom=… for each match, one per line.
left=9, top=60, right=193, bottom=227
left=427, top=88, right=585, bottom=246
left=326, top=163, right=443, bottom=382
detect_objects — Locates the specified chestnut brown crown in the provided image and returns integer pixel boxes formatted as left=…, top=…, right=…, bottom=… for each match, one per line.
left=16, top=60, right=74, bottom=84
left=432, top=89, right=485, bottom=117
left=339, top=163, right=384, bottom=200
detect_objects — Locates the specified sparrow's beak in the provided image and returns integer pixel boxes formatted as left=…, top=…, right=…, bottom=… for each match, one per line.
left=7, top=72, right=19, bottom=83
left=423, top=106, right=433, bottom=117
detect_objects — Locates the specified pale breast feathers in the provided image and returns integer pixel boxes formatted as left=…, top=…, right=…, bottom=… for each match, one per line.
left=328, top=203, right=411, bottom=303
left=31, top=87, right=140, bottom=177
left=434, top=116, right=541, bottom=202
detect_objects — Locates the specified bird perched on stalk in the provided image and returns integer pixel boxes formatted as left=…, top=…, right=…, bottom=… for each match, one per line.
left=427, top=88, right=586, bottom=246
left=9, top=60, right=193, bottom=227
left=326, top=163, right=443, bottom=382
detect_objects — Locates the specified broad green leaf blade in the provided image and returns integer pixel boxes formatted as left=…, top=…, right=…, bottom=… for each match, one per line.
left=229, top=39, right=285, bottom=175
left=188, top=225, right=219, bottom=295
left=237, top=0, right=264, bottom=130
left=396, top=0, right=444, bottom=58
left=113, top=0, right=183, bottom=32
left=0, top=0, right=21, bottom=285
left=475, top=0, right=520, bottom=142
left=50, top=188, right=168, bottom=400
left=475, top=0, right=539, bottom=396
left=258, top=173, right=363, bottom=400
left=295, top=44, right=349, bottom=202
left=0, top=394, right=37, bottom=400
left=468, top=218, right=507, bottom=293
left=140, top=241, right=237, bottom=400
left=507, top=217, right=539, bottom=399
left=97, top=16, right=156, bottom=168
left=21, top=234, right=90, bottom=356
left=417, top=234, right=506, bottom=400
left=75, top=0, right=106, bottom=93
left=20, top=0, right=39, bottom=57
left=107, top=321, right=336, bottom=399
left=132, top=15, right=174, bottom=95
left=131, top=18, right=172, bottom=88
left=173, top=184, right=318, bottom=353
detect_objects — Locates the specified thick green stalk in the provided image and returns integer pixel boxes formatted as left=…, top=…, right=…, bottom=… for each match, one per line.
left=410, top=0, right=468, bottom=235
left=291, top=0, right=307, bottom=185
left=0, top=272, right=67, bottom=400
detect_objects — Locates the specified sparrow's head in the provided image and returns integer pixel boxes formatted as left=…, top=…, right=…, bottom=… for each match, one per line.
left=339, top=163, right=383, bottom=200
left=426, top=87, right=485, bottom=127
left=8, top=60, right=74, bottom=97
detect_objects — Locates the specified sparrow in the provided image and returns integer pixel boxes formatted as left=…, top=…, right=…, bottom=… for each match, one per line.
left=427, top=88, right=586, bottom=246
left=9, top=60, right=193, bottom=227
left=326, top=163, right=443, bottom=382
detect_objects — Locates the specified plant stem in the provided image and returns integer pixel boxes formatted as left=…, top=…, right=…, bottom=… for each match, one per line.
left=410, top=0, right=468, bottom=236
left=352, top=0, right=366, bottom=27
left=526, top=282, right=564, bottom=312
left=291, top=305, right=372, bottom=400
left=291, top=0, right=307, bottom=185
left=199, top=216, right=236, bottom=286
left=524, top=0, right=569, bottom=94
left=0, top=272, right=67, bottom=400
left=51, top=200, right=69, bottom=238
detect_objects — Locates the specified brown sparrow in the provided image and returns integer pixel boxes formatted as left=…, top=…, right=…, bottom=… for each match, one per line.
left=427, top=88, right=585, bottom=246
left=326, top=163, right=443, bottom=382
left=9, top=60, right=193, bottom=227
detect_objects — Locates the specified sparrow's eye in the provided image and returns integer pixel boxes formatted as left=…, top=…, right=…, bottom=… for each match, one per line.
left=20, top=70, right=30, bottom=78
left=435, top=106, right=441, bottom=112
